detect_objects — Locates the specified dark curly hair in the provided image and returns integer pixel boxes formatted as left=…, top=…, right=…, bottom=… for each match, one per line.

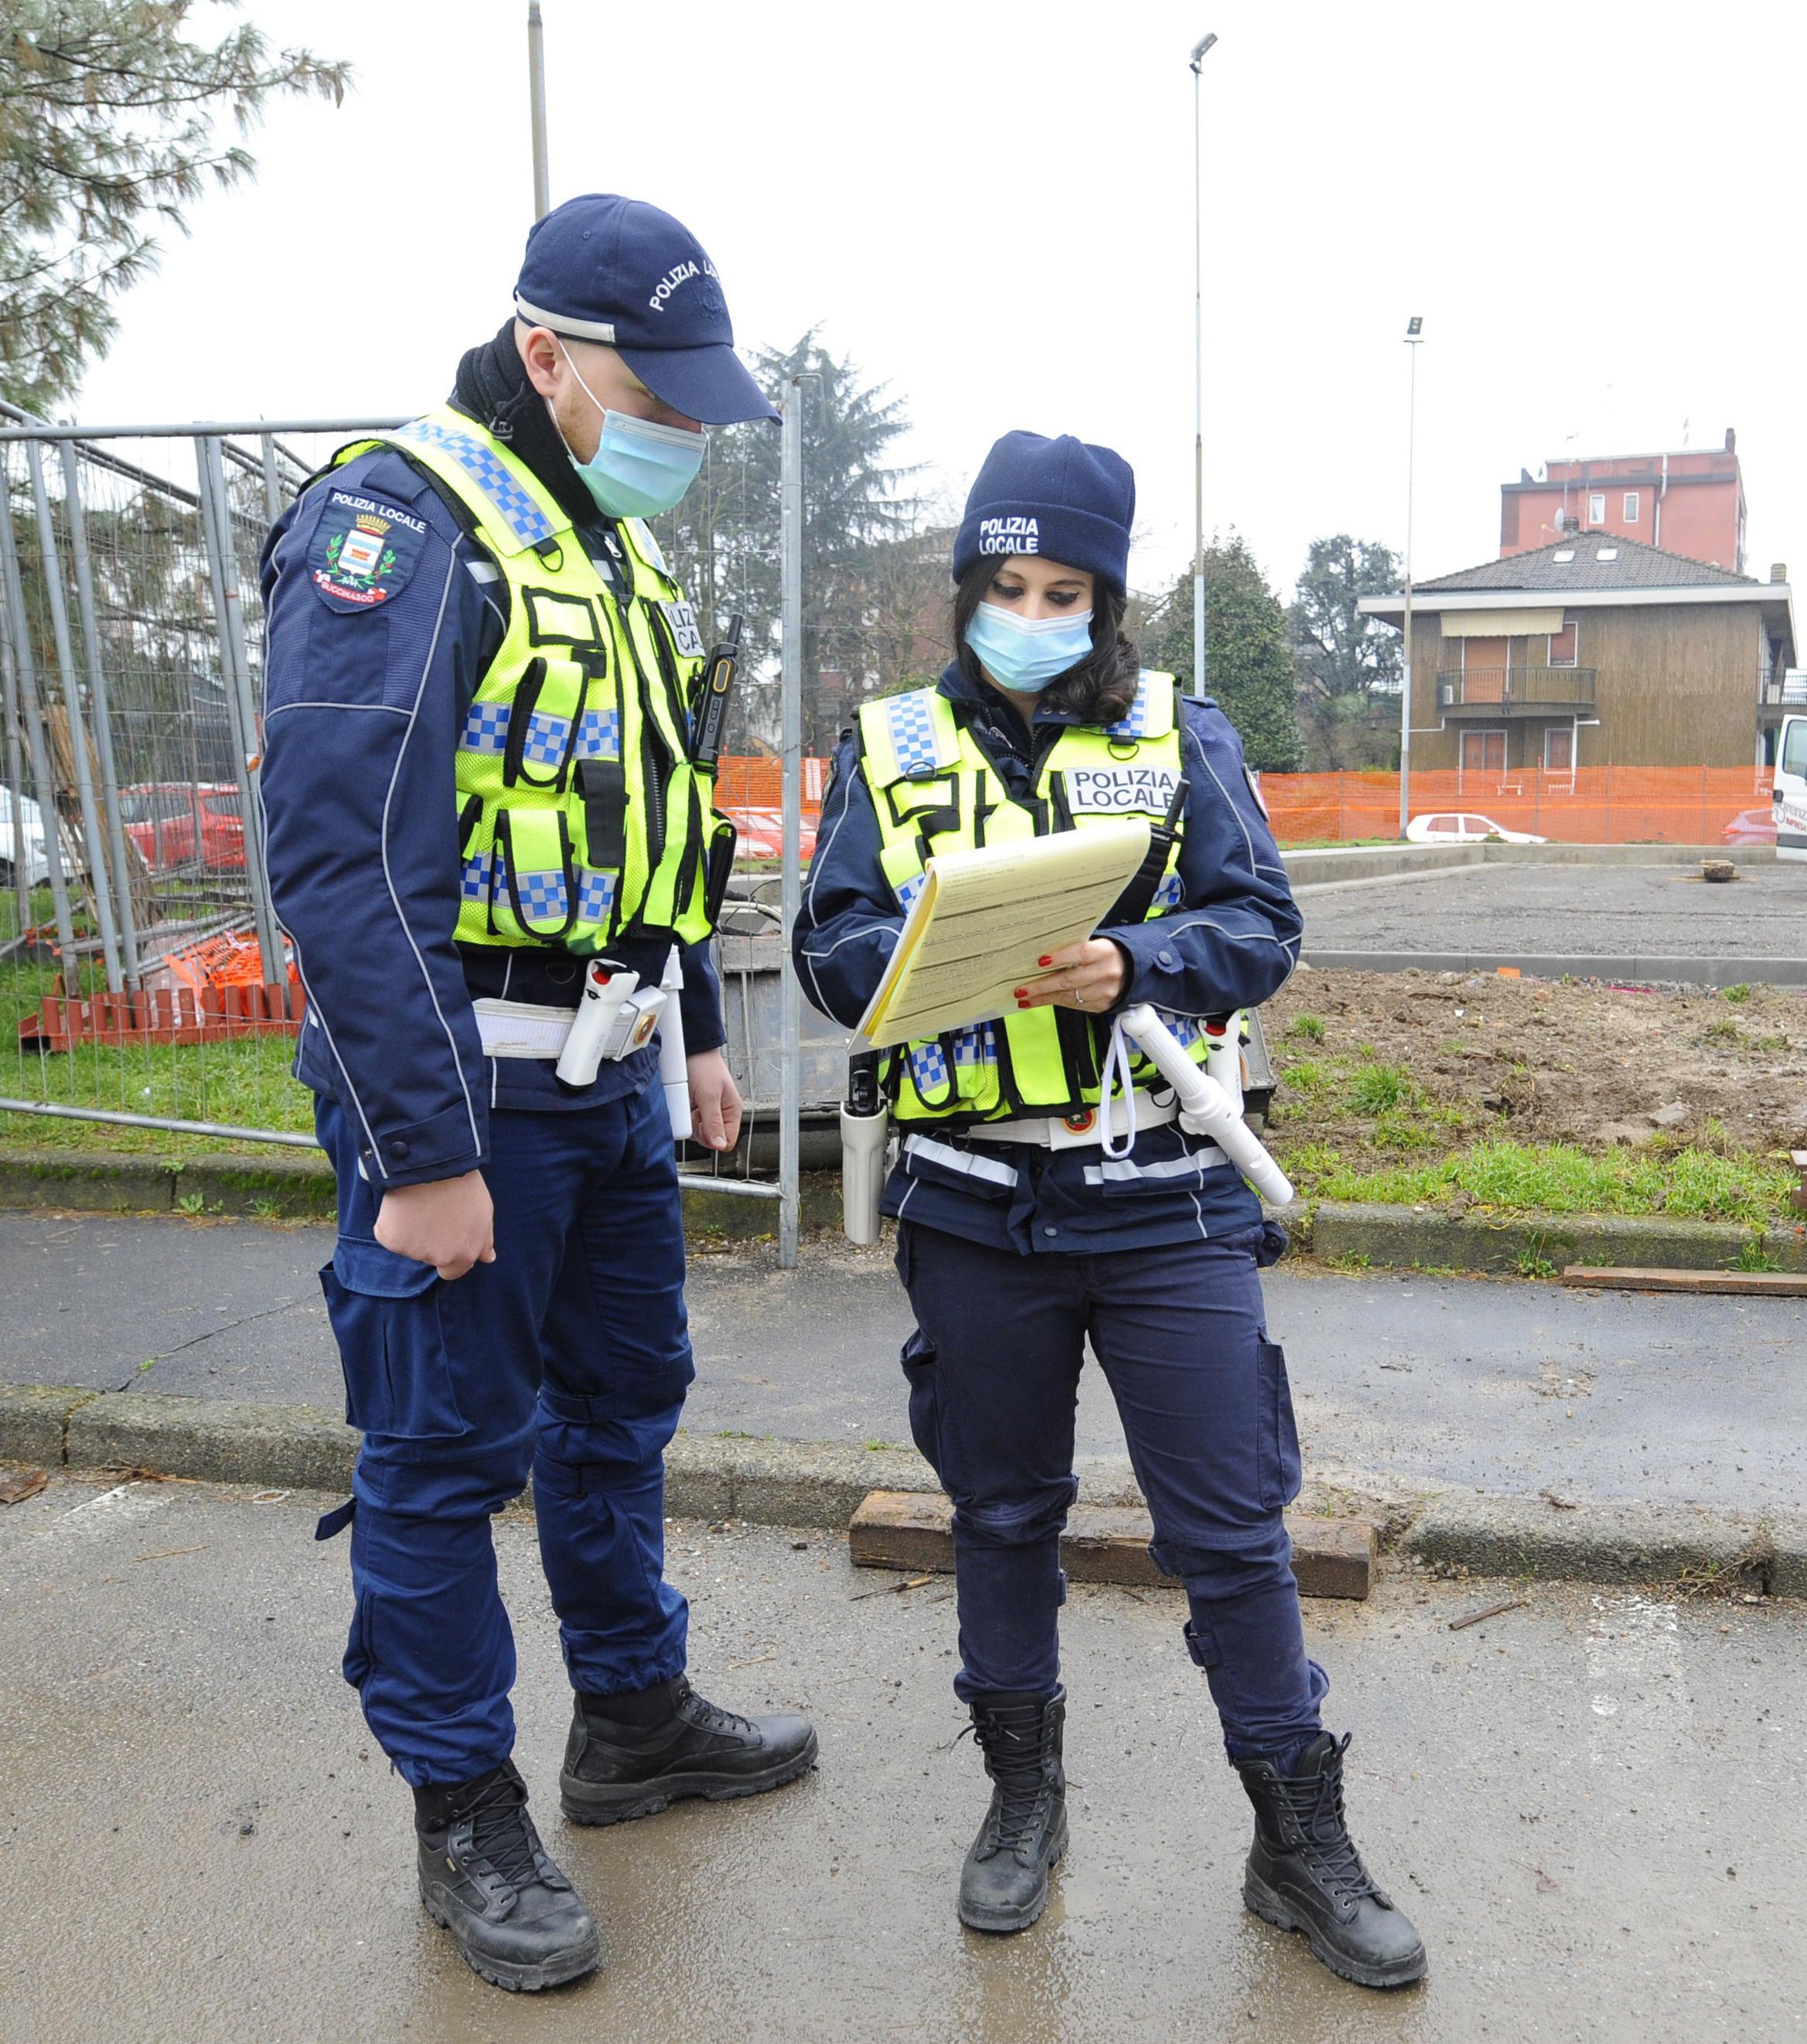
left=952, top=557, right=1140, bottom=727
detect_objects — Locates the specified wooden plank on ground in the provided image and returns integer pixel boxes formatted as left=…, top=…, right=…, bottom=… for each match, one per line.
left=1562, top=1265, right=1807, bottom=1298
left=848, top=1491, right=1377, bottom=1601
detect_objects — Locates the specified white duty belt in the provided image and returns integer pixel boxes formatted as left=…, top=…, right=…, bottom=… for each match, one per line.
left=983, top=1090, right=1178, bottom=1149
left=471, top=998, right=576, bottom=1060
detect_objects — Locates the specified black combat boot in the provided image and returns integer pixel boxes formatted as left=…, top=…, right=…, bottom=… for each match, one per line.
left=957, top=1689, right=1068, bottom=1933
left=559, top=1676, right=817, bottom=1825
left=1236, top=1732, right=1427, bottom=1988
left=414, top=1759, right=601, bottom=1992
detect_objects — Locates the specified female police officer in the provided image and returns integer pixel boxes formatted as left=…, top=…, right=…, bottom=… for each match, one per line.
left=793, top=432, right=1425, bottom=1988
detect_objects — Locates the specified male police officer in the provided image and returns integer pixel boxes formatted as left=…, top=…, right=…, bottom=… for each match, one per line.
left=260, top=194, right=816, bottom=1994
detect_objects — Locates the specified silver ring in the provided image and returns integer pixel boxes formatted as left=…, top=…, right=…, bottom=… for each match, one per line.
left=1075, top=991, right=1086, bottom=1007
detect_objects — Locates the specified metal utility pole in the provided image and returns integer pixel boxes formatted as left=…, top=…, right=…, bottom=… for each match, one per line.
left=1398, top=316, right=1423, bottom=837
left=527, top=3, right=551, bottom=220
left=777, top=375, right=810, bottom=1271
left=1189, top=29, right=1218, bottom=701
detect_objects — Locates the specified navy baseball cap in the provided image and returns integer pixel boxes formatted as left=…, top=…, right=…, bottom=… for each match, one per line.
left=513, top=193, right=778, bottom=426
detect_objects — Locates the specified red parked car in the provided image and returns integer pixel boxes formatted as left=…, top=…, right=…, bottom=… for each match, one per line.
left=121, top=783, right=247, bottom=872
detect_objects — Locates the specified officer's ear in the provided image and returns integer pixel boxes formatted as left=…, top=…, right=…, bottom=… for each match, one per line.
left=517, top=322, right=564, bottom=400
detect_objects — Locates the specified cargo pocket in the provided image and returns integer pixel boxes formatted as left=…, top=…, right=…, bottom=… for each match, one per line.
left=340, top=1588, right=376, bottom=1692
left=318, top=1244, right=471, bottom=1442
left=898, top=1325, right=945, bottom=1479
left=1255, top=1338, right=1303, bottom=1511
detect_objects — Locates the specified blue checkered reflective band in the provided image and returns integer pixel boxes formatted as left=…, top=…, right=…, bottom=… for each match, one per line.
left=516, top=868, right=568, bottom=922
left=459, top=848, right=493, bottom=903
left=576, top=707, right=622, bottom=759
left=1103, top=673, right=1154, bottom=740
left=577, top=867, right=618, bottom=923
left=522, top=711, right=569, bottom=768
left=1161, top=1012, right=1204, bottom=1049
left=1152, top=869, right=1185, bottom=909
left=951, top=1021, right=996, bottom=1069
left=461, top=701, right=510, bottom=754
left=908, top=1041, right=951, bottom=1094
left=896, top=870, right=929, bottom=911
left=884, top=692, right=945, bottom=780
left=395, top=418, right=557, bottom=551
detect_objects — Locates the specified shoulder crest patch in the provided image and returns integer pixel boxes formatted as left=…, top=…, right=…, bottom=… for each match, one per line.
left=308, top=488, right=429, bottom=613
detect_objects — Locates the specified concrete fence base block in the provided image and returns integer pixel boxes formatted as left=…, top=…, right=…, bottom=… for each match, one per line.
left=1403, top=1493, right=1807, bottom=1592
left=850, top=1490, right=1378, bottom=1601
left=1311, top=1201, right=1807, bottom=1276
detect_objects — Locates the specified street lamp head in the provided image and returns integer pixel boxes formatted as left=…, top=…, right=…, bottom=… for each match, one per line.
left=1405, top=316, right=1423, bottom=339
left=1190, top=30, right=1218, bottom=68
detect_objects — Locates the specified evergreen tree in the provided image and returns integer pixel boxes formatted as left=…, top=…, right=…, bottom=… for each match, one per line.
left=649, top=331, right=918, bottom=751
left=1142, top=534, right=1302, bottom=771
left=1, top=2, right=349, bottom=411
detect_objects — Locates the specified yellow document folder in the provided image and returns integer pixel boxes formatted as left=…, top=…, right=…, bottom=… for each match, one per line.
left=857, top=817, right=1151, bottom=1049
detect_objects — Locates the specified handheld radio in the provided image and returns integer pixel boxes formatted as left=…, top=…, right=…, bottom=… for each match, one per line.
left=691, top=613, right=744, bottom=768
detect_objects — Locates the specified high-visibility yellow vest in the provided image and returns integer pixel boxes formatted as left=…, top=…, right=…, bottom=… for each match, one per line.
left=856, top=671, right=1211, bottom=1126
left=335, top=404, right=731, bottom=952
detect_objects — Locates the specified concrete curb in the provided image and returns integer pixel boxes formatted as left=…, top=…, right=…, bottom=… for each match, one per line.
left=1301, top=950, right=1807, bottom=988
left=1309, top=1199, right=1807, bottom=1276
left=5, top=1380, right=1802, bottom=1594
left=0, top=1145, right=837, bottom=1240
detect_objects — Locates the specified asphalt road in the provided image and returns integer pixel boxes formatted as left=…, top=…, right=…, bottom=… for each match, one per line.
left=0, top=1475, right=1798, bottom=2044
left=1298, top=860, right=1807, bottom=961
left=4, top=1213, right=1802, bottom=1515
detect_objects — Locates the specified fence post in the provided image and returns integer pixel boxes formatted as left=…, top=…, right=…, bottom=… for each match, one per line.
left=0, top=470, right=80, bottom=971
left=259, top=434, right=284, bottom=528
left=193, top=432, right=285, bottom=1002
left=777, top=374, right=807, bottom=1271
left=26, top=441, right=122, bottom=990
left=0, top=574, right=31, bottom=941
left=57, top=438, right=141, bottom=986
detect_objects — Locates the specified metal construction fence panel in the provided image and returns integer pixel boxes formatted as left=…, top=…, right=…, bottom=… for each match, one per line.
left=0, top=412, right=811, bottom=1237
left=1260, top=765, right=1777, bottom=848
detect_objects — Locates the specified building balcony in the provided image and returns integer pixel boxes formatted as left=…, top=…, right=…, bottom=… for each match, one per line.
left=1437, top=667, right=1597, bottom=716
left=1760, top=671, right=1807, bottom=711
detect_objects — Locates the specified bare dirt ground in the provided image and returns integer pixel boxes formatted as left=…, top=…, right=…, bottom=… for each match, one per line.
left=1263, top=966, right=1807, bottom=1161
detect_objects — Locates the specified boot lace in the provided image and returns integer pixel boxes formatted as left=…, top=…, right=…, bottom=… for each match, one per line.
left=1268, top=1742, right=1381, bottom=1906
left=675, top=1678, right=758, bottom=1739
left=968, top=1712, right=1052, bottom=1855
left=462, top=1770, right=545, bottom=1893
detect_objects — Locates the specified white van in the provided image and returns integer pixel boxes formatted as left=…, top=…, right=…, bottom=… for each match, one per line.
left=1774, top=714, right=1807, bottom=862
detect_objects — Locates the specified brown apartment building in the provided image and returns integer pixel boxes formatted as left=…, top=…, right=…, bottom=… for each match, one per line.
left=1359, top=535, right=1795, bottom=777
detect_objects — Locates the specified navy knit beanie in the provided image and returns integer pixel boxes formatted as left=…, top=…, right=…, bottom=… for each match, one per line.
left=953, top=430, right=1135, bottom=595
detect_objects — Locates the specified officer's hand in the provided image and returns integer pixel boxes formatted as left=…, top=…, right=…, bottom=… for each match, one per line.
left=375, top=1171, right=496, bottom=1281
left=1014, top=938, right=1129, bottom=1014
left=686, top=1049, right=743, bottom=1153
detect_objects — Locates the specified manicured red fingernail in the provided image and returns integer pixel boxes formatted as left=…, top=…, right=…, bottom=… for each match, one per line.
left=1016, top=1000, right=1030, bottom=1009
left=1038, top=956, right=1052, bottom=967
left=1013, top=988, right=1027, bottom=999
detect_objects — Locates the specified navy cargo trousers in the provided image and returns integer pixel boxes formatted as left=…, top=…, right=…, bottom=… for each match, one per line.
left=895, top=1221, right=1328, bottom=1762
left=313, top=1082, right=692, bottom=1788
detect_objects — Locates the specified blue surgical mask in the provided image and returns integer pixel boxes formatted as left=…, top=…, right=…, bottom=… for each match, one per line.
left=965, top=600, right=1095, bottom=692
left=554, top=343, right=707, bottom=518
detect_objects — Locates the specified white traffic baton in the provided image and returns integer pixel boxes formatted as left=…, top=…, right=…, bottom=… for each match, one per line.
left=1117, top=1003, right=1294, bottom=1207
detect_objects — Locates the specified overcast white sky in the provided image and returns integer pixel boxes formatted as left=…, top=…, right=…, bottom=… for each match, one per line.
left=73, top=0, right=1807, bottom=605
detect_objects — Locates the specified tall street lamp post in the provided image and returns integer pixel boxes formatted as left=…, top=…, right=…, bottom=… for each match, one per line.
left=1190, top=29, right=1218, bottom=701
left=1398, top=315, right=1423, bottom=835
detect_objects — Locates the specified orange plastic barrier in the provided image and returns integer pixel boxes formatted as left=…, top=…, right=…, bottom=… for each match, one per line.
left=1258, top=766, right=1775, bottom=847
left=714, top=754, right=830, bottom=823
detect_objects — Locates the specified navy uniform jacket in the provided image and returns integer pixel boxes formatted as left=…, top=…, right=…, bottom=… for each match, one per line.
left=791, top=664, right=1301, bottom=1255
left=260, top=443, right=725, bottom=1192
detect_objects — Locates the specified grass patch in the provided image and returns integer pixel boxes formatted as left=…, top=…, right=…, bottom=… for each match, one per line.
left=1287, top=1014, right=1325, bottom=1042
left=1346, top=1063, right=1413, bottom=1115
left=1280, top=1137, right=1792, bottom=1227
left=1702, top=1017, right=1741, bottom=1044
left=1722, top=982, right=1753, bottom=1004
